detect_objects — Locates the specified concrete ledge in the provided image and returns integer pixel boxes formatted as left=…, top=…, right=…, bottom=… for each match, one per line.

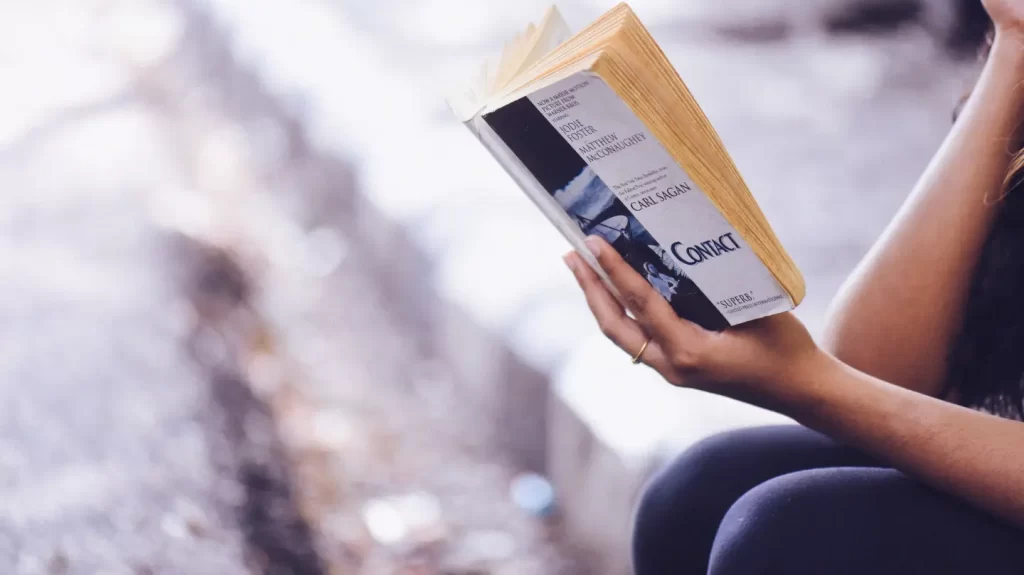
left=547, top=392, right=647, bottom=575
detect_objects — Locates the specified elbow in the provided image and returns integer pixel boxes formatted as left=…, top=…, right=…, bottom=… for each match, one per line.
left=820, top=310, right=944, bottom=397
left=820, top=304, right=897, bottom=381
left=820, top=320, right=867, bottom=371
left=820, top=302, right=861, bottom=365
left=820, top=278, right=868, bottom=364
left=820, top=288, right=891, bottom=378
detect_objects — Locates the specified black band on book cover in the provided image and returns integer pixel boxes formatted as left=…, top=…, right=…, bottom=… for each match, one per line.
left=483, top=97, right=730, bottom=331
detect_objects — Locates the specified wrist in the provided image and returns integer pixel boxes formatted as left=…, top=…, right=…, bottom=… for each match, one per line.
left=717, top=345, right=834, bottom=417
left=769, top=347, right=840, bottom=420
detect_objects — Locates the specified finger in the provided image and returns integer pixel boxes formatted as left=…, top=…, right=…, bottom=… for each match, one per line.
left=564, top=251, right=672, bottom=371
left=564, top=251, right=640, bottom=343
left=582, top=236, right=702, bottom=345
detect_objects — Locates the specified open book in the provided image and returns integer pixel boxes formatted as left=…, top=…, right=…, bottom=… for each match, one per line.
left=447, top=3, right=804, bottom=330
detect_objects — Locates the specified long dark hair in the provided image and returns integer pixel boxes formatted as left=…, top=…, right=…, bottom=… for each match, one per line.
left=944, top=31, right=1024, bottom=421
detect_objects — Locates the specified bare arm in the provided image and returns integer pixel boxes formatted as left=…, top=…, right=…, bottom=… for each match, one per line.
left=822, top=32, right=1024, bottom=396
left=791, top=351, right=1024, bottom=527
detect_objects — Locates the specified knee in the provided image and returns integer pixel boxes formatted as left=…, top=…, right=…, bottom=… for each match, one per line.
left=633, top=429, right=771, bottom=570
left=635, top=429, right=758, bottom=532
left=707, top=469, right=836, bottom=574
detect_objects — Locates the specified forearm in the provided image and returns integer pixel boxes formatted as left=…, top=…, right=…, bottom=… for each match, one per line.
left=823, top=33, right=1024, bottom=396
left=782, top=350, right=1024, bottom=527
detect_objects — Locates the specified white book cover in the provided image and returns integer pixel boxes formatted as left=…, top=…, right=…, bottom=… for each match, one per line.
left=447, top=13, right=794, bottom=330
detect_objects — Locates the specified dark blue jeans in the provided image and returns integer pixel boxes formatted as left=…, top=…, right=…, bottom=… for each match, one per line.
left=632, top=425, right=1023, bottom=574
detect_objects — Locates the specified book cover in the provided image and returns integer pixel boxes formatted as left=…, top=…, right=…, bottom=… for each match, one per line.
left=448, top=6, right=798, bottom=330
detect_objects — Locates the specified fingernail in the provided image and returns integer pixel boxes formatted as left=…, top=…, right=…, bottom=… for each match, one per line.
left=562, top=252, right=577, bottom=272
left=584, top=236, right=602, bottom=257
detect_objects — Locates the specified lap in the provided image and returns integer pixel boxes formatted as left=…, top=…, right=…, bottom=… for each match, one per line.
left=633, top=425, right=1023, bottom=575
left=644, top=425, right=878, bottom=499
left=633, top=425, right=879, bottom=574
left=710, top=466, right=1024, bottom=575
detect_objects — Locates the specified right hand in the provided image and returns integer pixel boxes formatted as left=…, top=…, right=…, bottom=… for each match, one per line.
left=984, top=0, right=1024, bottom=38
left=563, top=237, right=821, bottom=399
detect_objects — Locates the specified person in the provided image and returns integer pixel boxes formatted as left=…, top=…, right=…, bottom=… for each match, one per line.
left=642, top=261, right=678, bottom=301
left=560, top=0, right=1024, bottom=573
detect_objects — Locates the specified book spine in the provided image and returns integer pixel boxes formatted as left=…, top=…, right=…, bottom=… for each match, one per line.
left=463, top=114, right=625, bottom=303
left=481, top=72, right=793, bottom=329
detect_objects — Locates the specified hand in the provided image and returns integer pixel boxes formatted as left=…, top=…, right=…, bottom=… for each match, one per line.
left=984, top=0, right=1024, bottom=39
left=564, top=236, right=821, bottom=404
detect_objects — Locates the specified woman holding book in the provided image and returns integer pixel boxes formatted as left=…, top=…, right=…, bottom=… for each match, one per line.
left=563, top=0, right=1024, bottom=572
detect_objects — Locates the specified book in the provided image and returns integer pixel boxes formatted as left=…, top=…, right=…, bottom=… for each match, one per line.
left=447, top=3, right=804, bottom=331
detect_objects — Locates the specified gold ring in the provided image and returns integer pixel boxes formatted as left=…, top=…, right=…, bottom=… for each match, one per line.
left=631, top=338, right=651, bottom=365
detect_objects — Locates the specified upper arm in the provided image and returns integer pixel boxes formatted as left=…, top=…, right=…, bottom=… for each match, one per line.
left=821, top=38, right=1024, bottom=396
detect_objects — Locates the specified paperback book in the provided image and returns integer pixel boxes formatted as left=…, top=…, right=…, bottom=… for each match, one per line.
left=447, top=3, right=804, bottom=330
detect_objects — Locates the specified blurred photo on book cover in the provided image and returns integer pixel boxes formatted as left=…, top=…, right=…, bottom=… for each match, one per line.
left=553, top=166, right=699, bottom=304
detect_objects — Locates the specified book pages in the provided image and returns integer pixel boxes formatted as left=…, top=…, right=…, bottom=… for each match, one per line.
left=483, top=72, right=793, bottom=328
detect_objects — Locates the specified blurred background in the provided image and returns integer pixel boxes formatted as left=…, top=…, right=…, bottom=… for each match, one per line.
left=0, top=0, right=991, bottom=573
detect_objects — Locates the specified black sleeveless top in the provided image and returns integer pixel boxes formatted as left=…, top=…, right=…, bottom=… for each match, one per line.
left=945, top=170, right=1024, bottom=420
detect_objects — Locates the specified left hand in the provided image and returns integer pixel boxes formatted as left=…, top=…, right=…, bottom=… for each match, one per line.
left=564, top=236, right=821, bottom=402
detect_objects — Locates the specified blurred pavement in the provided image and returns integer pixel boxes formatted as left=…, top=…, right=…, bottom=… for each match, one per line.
left=0, top=2, right=254, bottom=572
left=0, top=0, right=576, bottom=573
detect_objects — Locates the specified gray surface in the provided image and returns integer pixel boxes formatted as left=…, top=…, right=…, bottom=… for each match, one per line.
left=0, top=2, right=282, bottom=573
left=0, top=92, right=250, bottom=573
